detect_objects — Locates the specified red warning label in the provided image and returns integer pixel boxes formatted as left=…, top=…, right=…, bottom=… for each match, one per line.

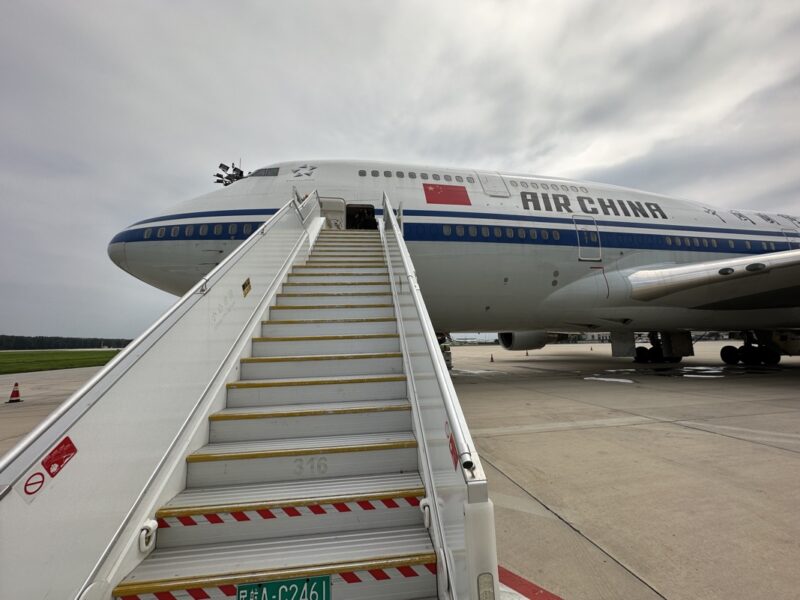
left=445, top=421, right=458, bottom=470
left=24, top=472, right=45, bottom=496
left=42, top=436, right=78, bottom=478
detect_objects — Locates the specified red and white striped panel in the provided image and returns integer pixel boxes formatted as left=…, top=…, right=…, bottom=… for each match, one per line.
left=158, top=496, right=422, bottom=528
left=117, top=563, right=437, bottom=600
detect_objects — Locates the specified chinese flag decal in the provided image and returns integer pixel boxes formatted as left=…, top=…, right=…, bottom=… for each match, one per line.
left=423, top=184, right=471, bottom=206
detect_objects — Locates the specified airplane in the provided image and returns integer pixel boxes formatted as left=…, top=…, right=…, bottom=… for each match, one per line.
left=108, top=159, right=800, bottom=366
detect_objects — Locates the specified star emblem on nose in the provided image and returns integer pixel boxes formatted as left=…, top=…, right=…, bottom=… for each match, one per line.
left=292, top=164, right=317, bottom=177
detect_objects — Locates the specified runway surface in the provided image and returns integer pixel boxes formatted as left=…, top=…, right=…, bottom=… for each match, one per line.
left=2, top=341, right=799, bottom=599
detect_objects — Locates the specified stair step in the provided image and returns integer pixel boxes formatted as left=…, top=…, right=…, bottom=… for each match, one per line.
left=253, top=333, right=399, bottom=356
left=282, top=282, right=391, bottom=294
left=261, top=317, right=397, bottom=337
left=113, top=527, right=436, bottom=600
left=269, top=304, right=394, bottom=320
left=241, top=352, right=403, bottom=379
left=276, top=292, right=392, bottom=306
left=155, top=473, right=424, bottom=547
left=287, top=273, right=390, bottom=283
left=209, top=399, right=411, bottom=442
left=187, top=432, right=418, bottom=486
left=227, top=373, right=406, bottom=407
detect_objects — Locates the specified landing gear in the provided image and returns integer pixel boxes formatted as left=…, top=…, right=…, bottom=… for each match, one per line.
left=719, top=332, right=782, bottom=366
left=633, top=332, right=687, bottom=364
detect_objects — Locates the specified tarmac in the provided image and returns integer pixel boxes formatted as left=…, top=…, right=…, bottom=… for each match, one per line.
left=2, top=341, right=799, bottom=599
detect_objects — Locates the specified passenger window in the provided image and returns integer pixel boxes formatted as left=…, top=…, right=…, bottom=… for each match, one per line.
left=384, top=170, right=392, bottom=177
left=157, top=227, right=165, bottom=239
left=466, top=176, right=475, bottom=184
left=769, top=241, right=776, bottom=250
left=510, top=180, right=518, bottom=187
left=214, top=224, right=223, bottom=235
left=542, top=183, right=550, bottom=190
left=171, top=226, right=180, bottom=238
left=144, top=228, right=152, bottom=240
left=675, top=237, right=682, bottom=247
left=553, top=230, right=561, bottom=241
left=590, top=232, right=597, bottom=242
left=531, top=182, right=539, bottom=189
left=580, top=186, right=588, bottom=193
left=396, top=171, right=404, bottom=178
left=371, top=170, right=379, bottom=177
left=243, top=224, right=252, bottom=235
left=443, top=225, right=452, bottom=236
left=702, top=238, right=708, bottom=247
left=711, top=239, right=718, bottom=248
left=456, top=175, right=464, bottom=182
left=468, top=225, right=477, bottom=237
left=444, top=175, right=452, bottom=182
left=229, top=223, right=238, bottom=235
left=561, top=185, right=569, bottom=192
left=199, top=224, right=208, bottom=236
left=494, top=227, right=502, bottom=238
left=456, top=225, right=465, bottom=237
left=762, top=241, right=768, bottom=250
left=409, top=172, right=417, bottom=179
left=518, top=228, right=526, bottom=239
left=185, top=225, right=194, bottom=236
left=693, top=238, right=699, bottom=247
left=684, top=237, right=691, bottom=246
left=530, top=229, right=537, bottom=240
left=728, top=240, right=735, bottom=249
left=421, top=173, right=429, bottom=180
left=665, top=236, right=672, bottom=246
left=520, top=181, right=529, bottom=188
left=359, top=170, right=366, bottom=176
left=506, top=228, right=514, bottom=238
left=432, top=174, right=441, bottom=181
left=481, top=226, right=490, bottom=238
left=570, top=186, right=578, bottom=192
left=541, top=230, right=549, bottom=240
left=745, top=240, right=751, bottom=250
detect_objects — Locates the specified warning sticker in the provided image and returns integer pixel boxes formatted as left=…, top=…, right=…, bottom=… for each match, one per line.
left=15, top=436, right=78, bottom=504
left=42, top=436, right=78, bottom=478
left=445, top=421, right=458, bottom=470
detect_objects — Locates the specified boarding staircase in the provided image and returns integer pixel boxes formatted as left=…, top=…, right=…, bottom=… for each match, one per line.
left=0, top=193, right=498, bottom=600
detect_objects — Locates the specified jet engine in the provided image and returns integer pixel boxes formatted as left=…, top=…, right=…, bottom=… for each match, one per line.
left=498, top=330, right=553, bottom=351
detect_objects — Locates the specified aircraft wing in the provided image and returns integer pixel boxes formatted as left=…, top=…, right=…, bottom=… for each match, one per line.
left=627, top=248, right=800, bottom=309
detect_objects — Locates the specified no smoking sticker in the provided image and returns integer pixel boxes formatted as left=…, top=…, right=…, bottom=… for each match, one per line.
left=15, top=436, right=78, bottom=504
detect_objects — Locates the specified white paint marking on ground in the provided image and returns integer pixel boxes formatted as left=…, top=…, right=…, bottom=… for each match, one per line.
left=472, top=415, right=656, bottom=437
left=584, top=376, right=635, bottom=383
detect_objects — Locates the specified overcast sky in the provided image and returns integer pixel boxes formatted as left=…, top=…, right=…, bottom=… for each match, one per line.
left=1, top=1, right=799, bottom=338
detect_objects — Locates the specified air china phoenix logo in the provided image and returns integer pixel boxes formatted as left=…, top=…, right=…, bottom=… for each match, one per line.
left=292, top=164, right=317, bottom=177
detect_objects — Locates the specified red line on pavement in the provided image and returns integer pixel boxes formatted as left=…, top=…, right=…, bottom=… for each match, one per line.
left=498, top=566, right=563, bottom=600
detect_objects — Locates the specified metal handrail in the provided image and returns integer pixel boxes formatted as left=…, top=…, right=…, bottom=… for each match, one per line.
left=0, top=191, right=319, bottom=495
left=381, top=193, right=481, bottom=478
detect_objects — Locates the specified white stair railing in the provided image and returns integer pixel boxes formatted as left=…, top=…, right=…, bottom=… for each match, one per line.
left=380, top=192, right=500, bottom=600
left=0, top=192, right=322, bottom=600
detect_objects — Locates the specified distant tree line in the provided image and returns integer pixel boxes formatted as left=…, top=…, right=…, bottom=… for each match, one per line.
left=0, top=335, right=131, bottom=350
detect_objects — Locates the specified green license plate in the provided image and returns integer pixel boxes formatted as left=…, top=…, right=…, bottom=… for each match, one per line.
left=237, top=575, right=331, bottom=600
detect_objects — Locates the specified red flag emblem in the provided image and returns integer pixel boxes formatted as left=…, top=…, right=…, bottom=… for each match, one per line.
left=423, top=184, right=471, bottom=206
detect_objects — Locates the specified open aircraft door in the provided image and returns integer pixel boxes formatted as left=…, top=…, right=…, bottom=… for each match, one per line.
left=573, top=215, right=602, bottom=261
left=477, top=172, right=510, bottom=197
left=782, top=228, right=800, bottom=249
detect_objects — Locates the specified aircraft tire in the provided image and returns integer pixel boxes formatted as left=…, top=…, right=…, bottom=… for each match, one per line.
left=739, top=345, right=761, bottom=366
left=761, top=347, right=781, bottom=366
left=720, top=345, right=739, bottom=365
left=634, top=346, right=649, bottom=363
left=647, top=346, right=664, bottom=363
left=664, top=356, right=682, bottom=364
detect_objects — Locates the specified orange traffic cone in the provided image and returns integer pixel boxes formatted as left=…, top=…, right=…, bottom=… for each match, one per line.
left=7, top=382, right=21, bottom=403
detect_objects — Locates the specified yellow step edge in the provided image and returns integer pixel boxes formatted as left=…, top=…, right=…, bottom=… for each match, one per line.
left=156, top=487, right=426, bottom=518
left=282, top=282, right=389, bottom=287
left=253, top=334, right=399, bottom=341
left=271, top=304, right=393, bottom=309
left=294, top=264, right=387, bottom=268
left=289, top=274, right=390, bottom=277
left=277, top=292, right=391, bottom=297
left=227, top=375, right=406, bottom=388
left=113, top=553, right=436, bottom=596
left=209, top=402, right=410, bottom=421
left=262, top=317, right=395, bottom=324
left=187, top=439, right=418, bottom=462
left=241, top=352, right=401, bottom=363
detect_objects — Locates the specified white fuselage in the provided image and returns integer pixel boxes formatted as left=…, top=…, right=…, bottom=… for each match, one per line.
left=108, top=160, right=800, bottom=332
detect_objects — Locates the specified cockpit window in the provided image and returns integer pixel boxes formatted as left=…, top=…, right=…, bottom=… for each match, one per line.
left=250, top=167, right=279, bottom=177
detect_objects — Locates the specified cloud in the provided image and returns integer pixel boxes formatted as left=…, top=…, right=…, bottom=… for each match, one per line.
left=1, top=0, right=799, bottom=336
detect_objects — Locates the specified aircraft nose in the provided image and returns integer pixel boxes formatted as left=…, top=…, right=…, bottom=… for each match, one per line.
left=107, top=237, right=127, bottom=270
